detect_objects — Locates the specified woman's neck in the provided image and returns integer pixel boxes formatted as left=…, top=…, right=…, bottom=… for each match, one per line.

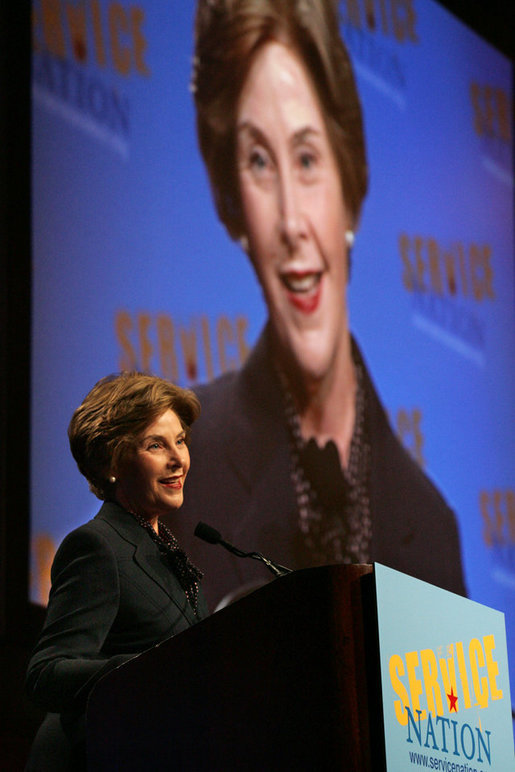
left=279, top=333, right=357, bottom=469
left=116, top=494, right=160, bottom=533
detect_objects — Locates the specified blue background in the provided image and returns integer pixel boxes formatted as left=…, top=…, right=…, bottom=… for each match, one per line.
left=31, top=0, right=514, bottom=711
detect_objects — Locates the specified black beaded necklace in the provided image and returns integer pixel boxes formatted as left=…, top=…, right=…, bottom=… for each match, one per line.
left=130, top=511, right=204, bottom=615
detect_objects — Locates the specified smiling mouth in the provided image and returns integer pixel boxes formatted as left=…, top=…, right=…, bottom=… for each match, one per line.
left=280, top=271, right=322, bottom=313
left=160, top=477, right=182, bottom=489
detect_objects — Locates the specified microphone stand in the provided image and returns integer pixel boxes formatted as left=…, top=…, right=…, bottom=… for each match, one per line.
left=194, top=522, right=292, bottom=578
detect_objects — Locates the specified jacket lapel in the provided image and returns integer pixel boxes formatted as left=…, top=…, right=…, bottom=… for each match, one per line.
left=223, top=329, right=290, bottom=488
left=216, top=332, right=300, bottom=561
left=354, top=341, right=419, bottom=560
left=96, top=502, right=199, bottom=626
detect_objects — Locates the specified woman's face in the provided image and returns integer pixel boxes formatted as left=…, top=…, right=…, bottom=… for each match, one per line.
left=236, top=42, right=352, bottom=383
left=114, top=408, right=190, bottom=521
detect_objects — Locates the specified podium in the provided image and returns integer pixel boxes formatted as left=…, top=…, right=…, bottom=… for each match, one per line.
left=87, top=564, right=376, bottom=770
left=86, top=564, right=514, bottom=771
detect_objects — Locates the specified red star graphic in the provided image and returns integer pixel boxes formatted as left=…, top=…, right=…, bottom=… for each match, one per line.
left=447, top=687, right=458, bottom=712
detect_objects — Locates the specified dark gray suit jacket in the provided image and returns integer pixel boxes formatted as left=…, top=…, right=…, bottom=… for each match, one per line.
left=175, top=329, right=467, bottom=610
left=26, top=501, right=208, bottom=769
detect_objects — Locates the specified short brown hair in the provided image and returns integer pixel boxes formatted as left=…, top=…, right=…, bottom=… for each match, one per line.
left=192, top=0, right=368, bottom=239
left=68, top=372, right=201, bottom=500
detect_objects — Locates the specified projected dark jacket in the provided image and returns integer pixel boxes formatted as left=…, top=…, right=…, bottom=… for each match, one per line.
left=175, top=329, right=467, bottom=611
left=25, top=500, right=208, bottom=770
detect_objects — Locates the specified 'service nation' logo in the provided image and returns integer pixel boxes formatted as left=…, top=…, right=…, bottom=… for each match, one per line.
left=470, top=81, right=513, bottom=188
left=32, top=0, right=151, bottom=157
left=340, top=0, right=419, bottom=110
left=390, top=635, right=503, bottom=765
left=399, top=233, right=495, bottom=366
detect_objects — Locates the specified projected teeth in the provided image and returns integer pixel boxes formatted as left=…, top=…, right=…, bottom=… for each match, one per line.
left=281, top=272, right=321, bottom=293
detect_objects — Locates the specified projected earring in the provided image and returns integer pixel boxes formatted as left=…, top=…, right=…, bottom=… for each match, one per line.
left=239, top=234, right=249, bottom=253
left=345, top=230, right=354, bottom=281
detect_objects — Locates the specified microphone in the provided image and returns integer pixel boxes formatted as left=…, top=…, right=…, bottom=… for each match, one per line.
left=194, top=522, right=292, bottom=578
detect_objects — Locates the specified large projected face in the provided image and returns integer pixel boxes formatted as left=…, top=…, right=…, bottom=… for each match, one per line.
left=236, top=42, right=352, bottom=384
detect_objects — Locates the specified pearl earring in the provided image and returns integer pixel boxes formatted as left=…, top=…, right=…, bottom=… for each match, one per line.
left=345, top=230, right=355, bottom=248
left=108, top=475, right=116, bottom=484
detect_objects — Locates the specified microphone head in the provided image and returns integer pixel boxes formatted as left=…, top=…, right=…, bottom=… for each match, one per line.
left=194, top=521, right=222, bottom=545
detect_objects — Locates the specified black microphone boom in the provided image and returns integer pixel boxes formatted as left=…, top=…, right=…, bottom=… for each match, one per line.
left=194, top=521, right=292, bottom=578
left=193, top=522, right=224, bottom=546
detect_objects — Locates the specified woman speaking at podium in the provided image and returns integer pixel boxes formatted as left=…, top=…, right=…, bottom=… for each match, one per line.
left=26, top=373, right=208, bottom=770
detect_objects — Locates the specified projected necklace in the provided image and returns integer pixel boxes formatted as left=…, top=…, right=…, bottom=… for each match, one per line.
left=277, top=355, right=372, bottom=566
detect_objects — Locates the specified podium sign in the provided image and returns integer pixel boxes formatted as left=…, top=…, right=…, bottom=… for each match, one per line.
left=374, top=563, right=514, bottom=770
